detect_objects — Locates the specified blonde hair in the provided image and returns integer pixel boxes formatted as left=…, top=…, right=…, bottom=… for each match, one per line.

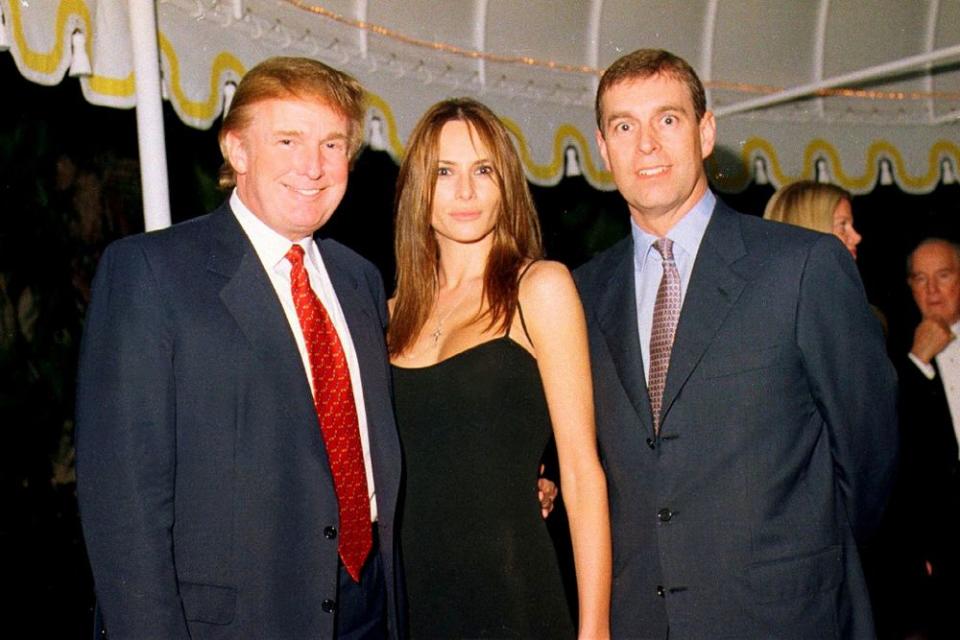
left=387, top=98, right=543, bottom=357
left=217, top=57, right=365, bottom=189
left=763, top=180, right=851, bottom=234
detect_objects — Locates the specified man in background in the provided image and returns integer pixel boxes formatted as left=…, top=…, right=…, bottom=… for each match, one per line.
left=898, top=238, right=960, bottom=638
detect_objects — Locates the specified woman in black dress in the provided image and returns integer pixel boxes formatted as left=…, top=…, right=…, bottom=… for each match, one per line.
left=388, top=98, right=611, bottom=639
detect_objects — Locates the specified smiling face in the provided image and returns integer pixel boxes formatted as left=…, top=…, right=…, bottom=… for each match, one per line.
left=909, top=241, right=960, bottom=325
left=596, top=73, right=716, bottom=234
left=430, top=120, right=502, bottom=248
left=223, top=96, right=350, bottom=240
left=831, top=198, right=862, bottom=260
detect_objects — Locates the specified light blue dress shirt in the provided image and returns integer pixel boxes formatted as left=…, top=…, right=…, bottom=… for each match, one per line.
left=632, top=190, right=716, bottom=381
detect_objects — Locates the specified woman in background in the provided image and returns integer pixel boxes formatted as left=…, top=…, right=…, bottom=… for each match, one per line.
left=389, top=98, right=610, bottom=639
left=763, top=179, right=862, bottom=259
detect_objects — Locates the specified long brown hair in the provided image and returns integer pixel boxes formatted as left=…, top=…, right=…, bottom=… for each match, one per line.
left=388, top=98, right=543, bottom=357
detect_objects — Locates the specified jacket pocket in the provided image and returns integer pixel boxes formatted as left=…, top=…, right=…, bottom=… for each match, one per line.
left=745, top=545, right=843, bottom=604
left=700, top=344, right=781, bottom=379
left=180, top=582, right=237, bottom=625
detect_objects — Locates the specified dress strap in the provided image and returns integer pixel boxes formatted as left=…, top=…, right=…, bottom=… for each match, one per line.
left=512, top=260, right=540, bottom=347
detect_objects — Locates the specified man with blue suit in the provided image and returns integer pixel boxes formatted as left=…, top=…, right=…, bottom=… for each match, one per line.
left=76, top=57, right=403, bottom=639
left=574, top=49, right=897, bottom=638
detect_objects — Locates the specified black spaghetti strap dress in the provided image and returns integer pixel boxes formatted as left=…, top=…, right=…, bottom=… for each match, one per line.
left=392, top=332, right=574, bottom=639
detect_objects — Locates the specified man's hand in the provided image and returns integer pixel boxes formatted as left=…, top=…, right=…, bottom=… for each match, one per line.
left=538, top=464, right=559, bottom=519
left=911, top=317, right=954, bottom=364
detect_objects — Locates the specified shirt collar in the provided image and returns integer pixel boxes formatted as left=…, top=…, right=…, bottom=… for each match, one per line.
left=230, top=190, right=316, bottom=270
left=631, top=189, right=716, bottom=267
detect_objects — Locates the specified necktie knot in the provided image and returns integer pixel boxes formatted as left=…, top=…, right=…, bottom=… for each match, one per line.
left=286, top=244, right=306, bottom=267
left=654, top=237, right=675, bottom=262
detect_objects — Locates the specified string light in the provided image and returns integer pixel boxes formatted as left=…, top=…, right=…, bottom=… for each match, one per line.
left=282, top=0, right=960, bottom=103
left=282, top=0, right=599, bottom=75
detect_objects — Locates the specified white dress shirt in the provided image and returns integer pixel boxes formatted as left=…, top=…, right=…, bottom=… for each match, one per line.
left=230, top=191, right=378, bottom=520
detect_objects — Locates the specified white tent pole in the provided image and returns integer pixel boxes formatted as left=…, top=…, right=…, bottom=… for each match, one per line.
left=129, top=0, right=171, bottom=231
left=713, top=43, right=960, bottom=119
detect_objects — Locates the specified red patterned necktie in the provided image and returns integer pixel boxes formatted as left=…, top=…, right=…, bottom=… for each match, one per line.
left=286, top=244, right=371, bottom=582
left=648, top=238, right=681, bottom=435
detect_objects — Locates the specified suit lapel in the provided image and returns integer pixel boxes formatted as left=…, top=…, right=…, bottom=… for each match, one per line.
left=208, top=206, right=323, bottom=454
left=594, top=239, right=656, bottom=434
left=660, top=203, right=747, bottom=424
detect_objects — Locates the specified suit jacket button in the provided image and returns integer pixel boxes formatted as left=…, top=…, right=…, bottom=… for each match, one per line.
left=656, top=585, right=665, bottom=597
left=657, top=508, right=673, bottom=522
left=324, top=526, right=337, bottom=539
left=322, top=599, right=336, bottom=613
left=646, top=438, right=656, bottom=450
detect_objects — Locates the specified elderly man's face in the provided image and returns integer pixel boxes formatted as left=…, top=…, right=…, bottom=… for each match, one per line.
left=224, top=96, right=351, bottom=241
left=909, top=241, right=960, bottom=325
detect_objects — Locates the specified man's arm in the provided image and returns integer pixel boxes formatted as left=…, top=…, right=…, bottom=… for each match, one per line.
left=795, top=235, right=899, bottom=542
left=909, top=317, right=953, bottom=371
left=75, top=240, right=190, bottom=638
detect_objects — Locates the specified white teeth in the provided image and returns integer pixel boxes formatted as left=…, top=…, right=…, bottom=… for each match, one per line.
left=291, top=187, right=320, bottom=195
left=638, top=167, right=667, bottom=176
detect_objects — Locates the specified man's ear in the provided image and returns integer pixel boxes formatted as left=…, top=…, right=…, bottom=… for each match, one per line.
left=595, top=128, right=612, bottom=172
left=699, top=111, right=717, bottom=160
left=223, top=130, right=249, bottom=175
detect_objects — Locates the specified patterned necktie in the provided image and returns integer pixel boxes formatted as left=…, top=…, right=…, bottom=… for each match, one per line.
left=287, top=244, right=371, bottom=582
left=649, top=238, right=681, bottom=435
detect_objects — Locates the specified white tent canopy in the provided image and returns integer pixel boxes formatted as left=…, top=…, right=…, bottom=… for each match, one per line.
left=3, top=0, right=960, bottom=228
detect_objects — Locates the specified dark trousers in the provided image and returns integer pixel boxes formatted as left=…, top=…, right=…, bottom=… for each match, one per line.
left=335, top=526, right=387, bottom=640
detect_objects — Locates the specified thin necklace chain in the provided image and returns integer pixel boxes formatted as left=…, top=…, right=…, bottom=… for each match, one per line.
left=429, top=281, right=475, bottom=345
left=400, top=281, right=477, bottom=360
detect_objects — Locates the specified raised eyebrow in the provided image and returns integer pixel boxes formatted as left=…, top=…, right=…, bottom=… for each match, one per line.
left=320, top=132, right=349, bottom=144
left=655, top=104, right=689, bottom=118
left=603, top=111, right=634, bottom=128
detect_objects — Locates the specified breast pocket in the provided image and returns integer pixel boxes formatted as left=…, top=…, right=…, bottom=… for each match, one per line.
left=699, top=345, right=781, bottom=380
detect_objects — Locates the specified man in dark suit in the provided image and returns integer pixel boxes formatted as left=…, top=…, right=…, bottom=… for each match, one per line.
left=897, top=238, right=960, bottom=637
left=573, top=49, right=897, bottom=638
left=76, top=57, right=403, bottom=639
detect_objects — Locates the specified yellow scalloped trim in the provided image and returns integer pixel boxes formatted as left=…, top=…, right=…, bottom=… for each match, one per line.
left=8, top=0, right=89, bottom=74
left=500, top=118, right=612, bottom=186
left=364, top=92, right=406, bottom=158
left=726, top=138, right=960, bottom=193
left=159, top=34, right=245, bottom=121
left=7, top=2, right=956, bottom=194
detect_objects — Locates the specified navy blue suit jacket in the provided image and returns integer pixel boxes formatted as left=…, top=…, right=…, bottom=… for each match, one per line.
left=574, top=200, right=898, bottom=639
left=76, top=202, right=404, bottom=639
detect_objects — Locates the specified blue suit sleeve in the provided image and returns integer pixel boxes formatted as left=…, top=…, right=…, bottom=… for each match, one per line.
left=75, top=240, right=191, bottom=638
left=795, top=235, right=898, bottom=543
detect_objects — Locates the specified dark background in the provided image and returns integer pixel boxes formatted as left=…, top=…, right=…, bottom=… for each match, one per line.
left=2, top=52, right=958, bottom=636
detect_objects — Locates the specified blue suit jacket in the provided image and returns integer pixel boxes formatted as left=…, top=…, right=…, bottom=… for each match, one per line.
left=574, top=200, right=898, bottom=639
left=76, top=202, right=404, bottom=639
